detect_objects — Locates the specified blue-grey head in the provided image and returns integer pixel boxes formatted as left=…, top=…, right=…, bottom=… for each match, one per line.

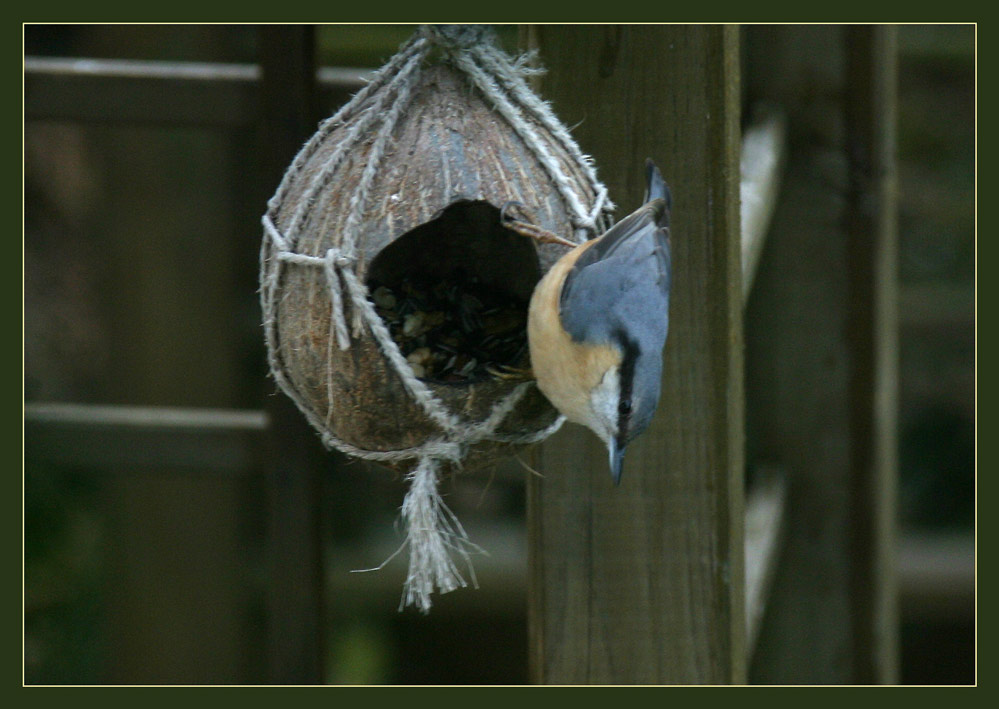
left=580, top=320, right=668, bottom=484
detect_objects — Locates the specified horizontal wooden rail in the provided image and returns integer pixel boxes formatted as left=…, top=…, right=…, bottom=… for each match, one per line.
left=24, top=56, right=370, bottom=126
left=24, top=402, right=268, bottom=474
left=898, top=531, right=975, bottom=622
left=740, top=107, right=788, bottom=304
left=900, top=283, right=976, bottom=330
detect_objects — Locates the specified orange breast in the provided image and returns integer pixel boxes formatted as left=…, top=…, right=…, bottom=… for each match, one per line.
left=527, top=241, right=622, bottom=425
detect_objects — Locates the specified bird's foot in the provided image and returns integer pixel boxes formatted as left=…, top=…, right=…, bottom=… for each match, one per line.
left=486, top=363, right=535, bottom=381
left=500, top=201, right=578, bottom=248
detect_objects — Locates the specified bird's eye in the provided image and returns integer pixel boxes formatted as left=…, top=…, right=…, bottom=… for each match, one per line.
left=618, top=399, right=632, bottom=415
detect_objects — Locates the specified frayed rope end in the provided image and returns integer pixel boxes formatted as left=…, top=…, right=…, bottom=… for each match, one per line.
left=391, top=456, right=485, bottom=613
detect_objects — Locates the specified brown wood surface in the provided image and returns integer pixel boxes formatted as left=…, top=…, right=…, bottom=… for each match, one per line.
left=525, top=25, right=745, bottom=684
left=743, top=25, right=899, bottom=684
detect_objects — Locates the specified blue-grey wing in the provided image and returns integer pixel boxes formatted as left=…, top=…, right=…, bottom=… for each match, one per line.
left=559, top=200, right=671, bottom=348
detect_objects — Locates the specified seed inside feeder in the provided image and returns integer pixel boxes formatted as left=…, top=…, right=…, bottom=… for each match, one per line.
left=363, top=200, right=543, bottom=386
left=370, top=272, right=529, bottom=384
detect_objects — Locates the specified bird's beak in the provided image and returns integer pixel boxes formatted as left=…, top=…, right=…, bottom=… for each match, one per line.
left=609, top=439, right=626, bottom=485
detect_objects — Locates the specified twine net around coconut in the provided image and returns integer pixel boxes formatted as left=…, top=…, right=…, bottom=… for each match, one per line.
left=260, top=24, right=614, bottom=612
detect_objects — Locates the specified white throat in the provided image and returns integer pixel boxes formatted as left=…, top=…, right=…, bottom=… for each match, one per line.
left=582, top=366, right=621, bottom=446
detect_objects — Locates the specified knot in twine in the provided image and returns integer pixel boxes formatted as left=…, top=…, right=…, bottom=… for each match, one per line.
left=420, top=24, right=492, bottom=51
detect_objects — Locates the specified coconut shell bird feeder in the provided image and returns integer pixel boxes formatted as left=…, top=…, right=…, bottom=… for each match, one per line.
left=260, top=25, right=614, bottom=611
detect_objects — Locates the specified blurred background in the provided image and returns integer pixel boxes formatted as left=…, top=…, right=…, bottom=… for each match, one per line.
left=23, top=24, right=974, bottom=684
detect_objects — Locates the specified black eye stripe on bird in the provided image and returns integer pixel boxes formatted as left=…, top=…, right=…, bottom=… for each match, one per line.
left=528, top=159, right=672, bottom=485
left=613, top=327, right=640, bottom=468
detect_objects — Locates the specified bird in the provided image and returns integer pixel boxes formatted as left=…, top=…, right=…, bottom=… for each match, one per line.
left=526, top=159, right=672, bottom=484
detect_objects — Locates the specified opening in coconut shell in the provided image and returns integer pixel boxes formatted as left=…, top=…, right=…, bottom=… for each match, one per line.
left=365, top=200, right=541, bottom=387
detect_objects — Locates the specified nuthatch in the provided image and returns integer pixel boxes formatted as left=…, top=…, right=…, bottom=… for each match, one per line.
left=527, top=159, right=671, bottom=484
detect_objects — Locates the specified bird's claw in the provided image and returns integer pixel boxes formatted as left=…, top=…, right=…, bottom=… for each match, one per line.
left=500, top=201, right=578, bottom=249
left=486, top=363, right=535, bottom=381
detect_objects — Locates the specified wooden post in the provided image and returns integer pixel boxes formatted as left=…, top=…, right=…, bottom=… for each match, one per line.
left=744, top=25, right=898, bottom=683
left=844, top=25, right=900, bottom=684
left=525, top=25, right=745, bottom=684
left=258, top=26, right=327, bottom=684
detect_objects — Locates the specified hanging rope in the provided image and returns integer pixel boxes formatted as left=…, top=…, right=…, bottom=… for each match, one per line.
left=260, top=24, right=610, bottom=612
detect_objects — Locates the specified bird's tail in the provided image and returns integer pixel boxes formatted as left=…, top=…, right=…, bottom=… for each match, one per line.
left=644, top=158, right=671, bottom=227
left=644, top=159, right=671, bottom=207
